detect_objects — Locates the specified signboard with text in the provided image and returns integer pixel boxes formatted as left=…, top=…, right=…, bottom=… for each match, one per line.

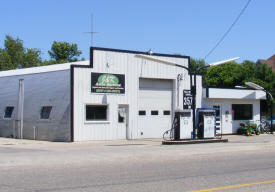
left=91, top=73, right=125, bottom=94
left=183, top=90, right=193, bottom=109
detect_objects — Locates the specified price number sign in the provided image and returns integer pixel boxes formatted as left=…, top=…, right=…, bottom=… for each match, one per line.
left=183, top=90, right=193, bottom=109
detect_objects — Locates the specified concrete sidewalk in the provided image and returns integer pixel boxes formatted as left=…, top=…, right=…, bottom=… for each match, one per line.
left=0, top=134, right=272, bottom=146
left=0, top=134, right=274, bottom=167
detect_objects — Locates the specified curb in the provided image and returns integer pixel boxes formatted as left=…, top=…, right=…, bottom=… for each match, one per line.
left=162, top=139, right=228, bottom=145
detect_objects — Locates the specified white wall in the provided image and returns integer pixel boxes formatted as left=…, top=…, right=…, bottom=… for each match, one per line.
left=203, top=88, right=266, bottom=99
left=202, top=98, right=261, bottom=134
left=73, top=50, right=190, bottom=141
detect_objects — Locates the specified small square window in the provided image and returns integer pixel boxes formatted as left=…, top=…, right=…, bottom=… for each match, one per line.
left=163, top=111, right=170, bottom=115
left=151, top=111, right=158, bottom=115
left=4, top=107, right=14, bottom=118
left=40, top=106, right=52, bottom=119
left=139, top=111, right=146, bottom=115
left=86, top=105, right=107, bottom=121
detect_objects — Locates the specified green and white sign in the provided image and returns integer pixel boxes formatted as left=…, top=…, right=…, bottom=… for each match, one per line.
left=91, top=73, right=125, bottom=94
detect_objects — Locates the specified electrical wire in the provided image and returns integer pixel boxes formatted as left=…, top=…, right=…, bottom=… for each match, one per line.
left=204, top=0, right=251, bottom=60
left=163, top=117, right=176, bottom=141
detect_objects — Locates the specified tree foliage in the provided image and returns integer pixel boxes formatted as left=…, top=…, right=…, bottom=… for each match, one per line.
left=174, top=54, right=207, bottom=74
left=48, top=41, right=82, bottom=62
left=0, top=35, right=42, bottom=71
left=204, top=62, right=242, bottom=87
left=190, top=58, right=206, bottom=74
left=205, top=60, right=275, bottom=91
left=175, top=52, right=275, bottom=110
left=205, top=60, right=275, bottom=109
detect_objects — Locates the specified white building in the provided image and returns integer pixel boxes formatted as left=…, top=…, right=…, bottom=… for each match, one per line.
left=0, top=47, right=266, bottom=141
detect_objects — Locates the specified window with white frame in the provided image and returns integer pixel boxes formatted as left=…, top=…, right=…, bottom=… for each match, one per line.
left=86, top=105, right=108, bottom=121
left=40, top=106, right=52, bottom=119
left=232, top=104, right=252, bottom=120
left=4, top=107, right=14, bottom=118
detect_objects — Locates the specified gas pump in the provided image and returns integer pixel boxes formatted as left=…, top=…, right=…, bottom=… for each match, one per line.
left=174, top=110, right=193, bottom=140
left=197, top=108, right=216, bottom=139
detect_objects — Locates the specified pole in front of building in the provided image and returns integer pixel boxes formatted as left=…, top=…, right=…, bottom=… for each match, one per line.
left=193, top=57, right=240, bottom=139
left=18, top=79, right=24, bottom=139
left=245, top=82, right=273, bottom=134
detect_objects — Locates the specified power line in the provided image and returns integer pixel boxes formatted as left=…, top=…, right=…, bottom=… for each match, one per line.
left=204, top=0, right=251, bottom=60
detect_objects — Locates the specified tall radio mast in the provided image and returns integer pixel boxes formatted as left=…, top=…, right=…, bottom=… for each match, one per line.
left=84, top=14, right=98, bottom=46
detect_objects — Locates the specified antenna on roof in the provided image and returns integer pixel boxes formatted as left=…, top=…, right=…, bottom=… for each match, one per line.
left=84, top=14, right=99, bottom=47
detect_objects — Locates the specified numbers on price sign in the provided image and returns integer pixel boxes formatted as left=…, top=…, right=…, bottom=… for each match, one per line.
left=183, top=90, right=193, bottom=109
left=184, top=97, right=193, bottom=106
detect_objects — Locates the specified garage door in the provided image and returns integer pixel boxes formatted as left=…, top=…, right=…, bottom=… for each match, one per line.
left=138, top=78, right=173, bottom=138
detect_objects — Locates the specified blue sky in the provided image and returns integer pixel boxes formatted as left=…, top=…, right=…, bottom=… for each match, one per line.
left=1, top=0, right=274, bottom=64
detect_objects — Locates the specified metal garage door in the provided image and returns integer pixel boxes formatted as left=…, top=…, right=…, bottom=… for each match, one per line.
left=138, top=78, right=173, bottom=138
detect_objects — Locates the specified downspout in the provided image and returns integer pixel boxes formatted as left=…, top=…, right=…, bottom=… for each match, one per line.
left=18, top=79, right=24, bottom=139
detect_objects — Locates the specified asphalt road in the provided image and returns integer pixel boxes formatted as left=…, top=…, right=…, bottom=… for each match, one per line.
left=1, top=135, right=275, bottom=192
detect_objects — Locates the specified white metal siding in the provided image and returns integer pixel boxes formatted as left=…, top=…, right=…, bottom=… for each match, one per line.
left=73, top=50, right=190, bottom=141
left=203, top=88, right=266, bottom=100
left=202, top=98, right=261, bottom=134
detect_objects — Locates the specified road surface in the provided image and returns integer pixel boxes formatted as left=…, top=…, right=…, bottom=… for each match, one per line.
left=1, top=135, right=275, bottom=191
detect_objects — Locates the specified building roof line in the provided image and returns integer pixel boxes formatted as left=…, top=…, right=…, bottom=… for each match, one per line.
left=0, top=60, right=89, bottom=78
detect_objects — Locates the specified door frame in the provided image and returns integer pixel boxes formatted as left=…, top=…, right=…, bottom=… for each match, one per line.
left=118, top=104, right=130, bottom=139
left=213, top=103, right=222, bottom=134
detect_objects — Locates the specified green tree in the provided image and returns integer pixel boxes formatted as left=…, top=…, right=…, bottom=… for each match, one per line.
left=244, top=62, right=275, bottom=96
left=190, top=58, right=207, bottom=74
left=40, top=59, right=68, bottom=66
left=21, top=48, right=42, bottom=68
left=48, top=41, right=82, bottom=62
left=205, top=60, right=275, bottom=90
left=174, top=54, right=207, bottom=74
left=204, top=62, right=242, bottom=87
left=0, top=35, right=42, bottom=71
left=205, top=60, right=275, bottom=111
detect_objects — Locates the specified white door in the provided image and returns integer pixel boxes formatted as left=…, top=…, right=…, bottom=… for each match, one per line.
left=118, top=106, right=127, bottom=139
left=138, top=78, right=173, bottom=138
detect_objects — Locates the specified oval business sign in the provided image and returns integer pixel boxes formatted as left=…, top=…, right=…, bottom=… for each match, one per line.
left=98, top=74, right=119, bottom=86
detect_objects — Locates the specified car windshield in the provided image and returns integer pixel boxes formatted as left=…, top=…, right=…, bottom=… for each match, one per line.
left=267, top=115, right=275, bottom=120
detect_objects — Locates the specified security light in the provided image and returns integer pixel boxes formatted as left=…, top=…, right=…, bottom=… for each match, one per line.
left=235, top=86, right=246, bottom=89
left=135, top=54, right=240, bottom=68
left=135, top=54, right=177, bottom=66
left=208, top=57, right=240, bottom=67
left=245, top=82, right=264, bottom=90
